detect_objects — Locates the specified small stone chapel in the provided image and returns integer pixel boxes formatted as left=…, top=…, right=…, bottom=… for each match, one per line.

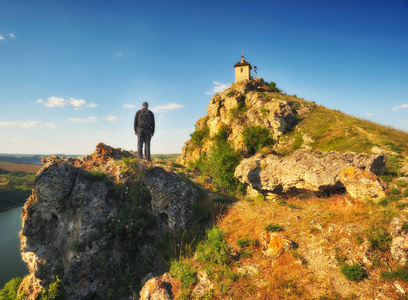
left=234, top=55, right=252, bottom=82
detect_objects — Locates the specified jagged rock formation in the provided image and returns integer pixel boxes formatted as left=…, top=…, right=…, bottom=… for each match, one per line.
left=234, top=149, right=387, bottom=197
left=18, top=143, right=198, bottom=299
left=177, top=78, right=300, bottom=164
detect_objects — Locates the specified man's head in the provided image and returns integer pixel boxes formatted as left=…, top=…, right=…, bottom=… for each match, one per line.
left=142, top=102, right=149, bottom=108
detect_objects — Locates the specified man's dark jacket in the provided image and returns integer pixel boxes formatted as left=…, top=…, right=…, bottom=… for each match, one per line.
left=134, top=108, right=155, bottom=133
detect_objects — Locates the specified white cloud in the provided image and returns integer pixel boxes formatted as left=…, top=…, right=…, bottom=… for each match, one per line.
left=70, top=98, right=87, bottom=107
left=124, top=104, right=136, bottom=108
left=0, top=121, right=40, bottom=129
left=365, top=112, right=374, bottom=117
left=151, top=103, right=184, bottom=113
left=0, top=35, right=4, bottom=40
left=46, top=123, right=56, bottom=128
left=9, top=33, right=16, bottom=38
left=116, top=51, right=123, bottom=57
left=106, top=116, right=119, bottom=121
left=68, top=116, right=98, bottom=123
left=392, top=104, right=408, bottom=111
left=41, top=96, right=98, bottom=108
left=399, top=120, right=408, bottom=123
left=206, top=81, right=229, bottom=95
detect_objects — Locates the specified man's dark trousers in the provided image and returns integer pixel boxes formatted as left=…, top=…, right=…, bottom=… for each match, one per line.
left=137, top=128, right=152, bottom=160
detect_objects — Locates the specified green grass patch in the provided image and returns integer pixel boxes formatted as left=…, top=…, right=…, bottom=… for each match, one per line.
left=367, top=226, right=392, bottom=252
left=340, top=263, right=367, bottom=282
left=381, top=265, right=408, bottom=282
left=264, top=223, right=283, bottom=232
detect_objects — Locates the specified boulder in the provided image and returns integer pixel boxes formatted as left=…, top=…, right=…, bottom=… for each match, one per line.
left=235, top=149, right=387, bottom=196
left=259, top=232, right=295, bottom=259
left=140, top=273, right=175, bottom=300
left=339, top=166, right=388, bottom=201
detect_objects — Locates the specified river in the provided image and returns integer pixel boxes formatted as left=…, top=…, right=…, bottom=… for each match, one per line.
left=0, top=206, right=29, bottom=289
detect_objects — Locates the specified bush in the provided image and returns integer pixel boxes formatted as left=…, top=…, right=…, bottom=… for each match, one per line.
left=198, top=141, right=243, bottom=195
left=170, top=260, right=197, bottom=288
left=340, top=263, right=366, bottom=282
left=381, top=265, right=408, bottom=281
left=196, top=226, right=232, bottom=265
left=242, top=126, right=274, bottom=156
left=367, top=226, right=392, bottom=252
left=264, top=223, right=283, bottom=232
left=269, top=81, right=282, bottom=93
left=236, top=237, right=250, bottom=248
left=390, top=187, right=401, bottom=195
left=39, top=277, right=62, bottom=300
left=190, top=125, right=210, bottom=147
left=0, top=277, right=23, bottom=300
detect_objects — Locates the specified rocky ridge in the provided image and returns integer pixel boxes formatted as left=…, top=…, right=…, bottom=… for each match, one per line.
left=18, top=143, right=199, bottom=299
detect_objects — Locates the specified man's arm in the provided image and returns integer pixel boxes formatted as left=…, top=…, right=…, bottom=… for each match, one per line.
left=134, top=110, right=140, bottom=135
left=150, top=111, right=155, bottom=136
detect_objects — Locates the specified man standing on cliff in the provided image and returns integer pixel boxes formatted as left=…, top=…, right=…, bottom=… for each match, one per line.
left=134, top=102, right=155, bottom=161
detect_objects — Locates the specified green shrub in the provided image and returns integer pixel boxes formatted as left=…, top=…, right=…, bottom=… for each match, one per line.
left=86, top=170, right=107, bottom=181
left=198, top=141, right=243, bottom=195
left=404, top=189, right=408, bottom=197
left=264, top=223, right=283, bottom=232
left=0, top=277, right=23, bottom=300
left=39, top=277, right=62, bottom=300
left=269, top=81, right=282, bottom=93
left=190, top=124, right=210, bottom=147
left=396, top=180, right=408, bottom=188
left=381, top=265, right=408, bottom=281
left=390, top=187, right=401, bottom=195
left=196, top=226, right=232, bottom=265
left=242, top=126, right=274, bottom=155
left=170, top=260, right=197, bottom=288
left=340, top=263, right=366, bottom=282
left=236, top=237, right=250, bottom=248
left=367, top=226, right=392, bottom=252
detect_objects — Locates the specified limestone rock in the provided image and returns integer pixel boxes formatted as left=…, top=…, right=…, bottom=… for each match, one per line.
left=192, top=270, right=213, bottom=299
left=389, top=217, right=408, bottom=265
left=339, top=166, right=388, bottom=201
left=19, top=143, right=198, bottom=299
left=259, top=232, right=295, bottom=259
left=143, top=167, right=198, bottom=231
left=140, top=273, right=175, bottom=300
left=235, top=149, right=387, bottom=196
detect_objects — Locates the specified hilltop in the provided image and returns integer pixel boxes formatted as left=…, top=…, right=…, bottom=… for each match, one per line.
left=3, top=79, right=408, bottom=299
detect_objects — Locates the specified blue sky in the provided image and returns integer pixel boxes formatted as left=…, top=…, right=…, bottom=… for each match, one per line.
left=0, top=0, right=407, bottom=155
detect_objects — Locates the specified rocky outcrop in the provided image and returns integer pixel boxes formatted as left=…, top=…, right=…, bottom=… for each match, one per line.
left=235, top=149, right=387, bottom=197
left=18, top=143, right=198, bottom=299
left=339, top=166, right=388, bottom=200
left=178, top=78, right=300, bottom=165
left=144, top=167, right=198, bottom=231
left=259, top=232, right=295, bottom=259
